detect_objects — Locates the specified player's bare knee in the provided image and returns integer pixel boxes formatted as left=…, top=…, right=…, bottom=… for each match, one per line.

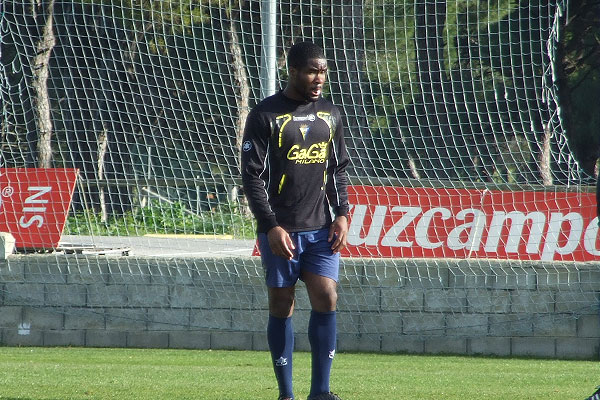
left=310, top=290, right=337, bottom=312
left=269, top=289, right=295, bottom=317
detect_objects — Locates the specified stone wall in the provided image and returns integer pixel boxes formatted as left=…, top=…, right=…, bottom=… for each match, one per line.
left=0, top=254, right=598, bottom=359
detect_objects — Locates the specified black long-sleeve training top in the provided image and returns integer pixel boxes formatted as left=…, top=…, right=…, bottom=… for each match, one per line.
left=241, top=91, right=350, bottom=234
left=597, top=173, right=600, bottom=223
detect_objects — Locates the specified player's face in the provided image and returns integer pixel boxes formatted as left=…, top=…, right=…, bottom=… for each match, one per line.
left=288, top=58, right=328, bottom=102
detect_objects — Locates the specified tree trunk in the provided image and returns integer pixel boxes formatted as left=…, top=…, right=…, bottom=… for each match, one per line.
left=539, top=124, right=553, bottom=186
left=31, top=0, right=56, bottom=168
left=97, top=125, right=109, bottom=222
left=229, top=5, right=250, bottom=172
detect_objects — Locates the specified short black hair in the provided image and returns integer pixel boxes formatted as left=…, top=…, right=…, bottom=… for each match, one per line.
left=287, top=41, right=326, bottom=69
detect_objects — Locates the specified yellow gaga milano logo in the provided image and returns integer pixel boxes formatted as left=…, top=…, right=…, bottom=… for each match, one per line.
left=287, top=141, right=329, bottom=164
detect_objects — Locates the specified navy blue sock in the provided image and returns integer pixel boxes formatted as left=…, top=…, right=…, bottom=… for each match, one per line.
left=267, top=315, right=294, bottom=399
left=308, top=310, right=336, bottom=397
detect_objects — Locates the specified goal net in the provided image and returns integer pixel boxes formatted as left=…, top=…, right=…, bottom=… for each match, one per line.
left=1, top=0, right=598, bottom=352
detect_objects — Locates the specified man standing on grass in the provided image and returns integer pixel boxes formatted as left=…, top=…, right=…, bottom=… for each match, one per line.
left=241, top=41, right=349, bottom=400
left=597, top=169, right=599, bottom=227
left=585, top=171, right=600, bottom=400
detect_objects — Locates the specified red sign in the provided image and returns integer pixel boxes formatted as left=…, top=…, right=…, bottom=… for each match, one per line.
left=342, top=185, right=600, bottom=261
left=0, top=168, right=78, bottom=249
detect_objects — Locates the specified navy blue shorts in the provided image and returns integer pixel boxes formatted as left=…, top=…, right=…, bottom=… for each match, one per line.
left=258, top=228, right=340, bottom=288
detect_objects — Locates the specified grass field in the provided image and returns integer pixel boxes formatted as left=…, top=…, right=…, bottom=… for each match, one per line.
left=0, top=347, right=597, bottom=399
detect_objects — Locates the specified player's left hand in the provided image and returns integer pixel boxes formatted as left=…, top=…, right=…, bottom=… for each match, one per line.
left=328, top=215, right=348, bottom=254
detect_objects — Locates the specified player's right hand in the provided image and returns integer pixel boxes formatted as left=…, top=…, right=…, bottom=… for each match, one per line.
left=267, top=226, right=295, bottom=260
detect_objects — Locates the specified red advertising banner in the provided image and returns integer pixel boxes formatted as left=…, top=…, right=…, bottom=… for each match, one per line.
left=341, top=185, right=600, bottom=262
left=0, top=168, right=78, bottom=249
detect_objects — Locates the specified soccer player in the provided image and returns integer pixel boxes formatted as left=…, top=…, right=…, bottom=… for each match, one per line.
left=586, top=174, right=600, bottom=400
left=241, top=41, right=349, bottom=400
left=585, top=172, right=600, bottom=400
left=586, top=386, right=600, bottom=400
left=597, top=170, right=599, bottom=227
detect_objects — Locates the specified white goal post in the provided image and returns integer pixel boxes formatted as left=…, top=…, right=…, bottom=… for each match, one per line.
left=0, top=0, right=598, bottom=355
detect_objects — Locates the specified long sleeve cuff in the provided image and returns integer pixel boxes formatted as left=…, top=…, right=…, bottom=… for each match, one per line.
left=334, top=205, right=349, bottom=219
left=257, top=215, right=279, bottom=233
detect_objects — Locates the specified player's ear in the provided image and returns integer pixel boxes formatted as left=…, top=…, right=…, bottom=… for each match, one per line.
left=288, top=66, right=298, bottom=81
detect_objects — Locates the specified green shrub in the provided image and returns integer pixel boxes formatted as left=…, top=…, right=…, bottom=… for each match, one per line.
left=64, top=200, right=256, bottom=239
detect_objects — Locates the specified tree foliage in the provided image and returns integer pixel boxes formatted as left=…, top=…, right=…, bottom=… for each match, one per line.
left=556, top=0, right=600, bottom=177
left=362, top=0, right=592, bottom=184
left=1, top=0, right=596, bottom=222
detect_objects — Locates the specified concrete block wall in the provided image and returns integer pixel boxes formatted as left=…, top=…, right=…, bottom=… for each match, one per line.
left=0, top=255, right=598, bottom=359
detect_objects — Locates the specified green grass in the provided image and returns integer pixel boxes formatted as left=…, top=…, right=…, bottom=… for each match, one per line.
left=0, top=347, right=597, bottom=399
left=64, top=200, right=256, bottom=239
